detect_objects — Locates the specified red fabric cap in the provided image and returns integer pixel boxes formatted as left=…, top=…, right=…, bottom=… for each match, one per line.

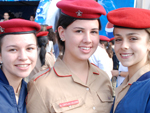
left=107, top=7, right=150, bottom=29
left=100, top=35, right=110, bottom=42
left=57, top=0, right=106, bottom=19
left=0, top=19, right=41, bottom=35
left=36, top=31, right=48, bottom=37
left=46, top=26, right=53, bottom=30
left=110, top=37, right=114, bottom=41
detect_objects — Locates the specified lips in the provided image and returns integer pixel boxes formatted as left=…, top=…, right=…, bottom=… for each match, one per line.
left=17, top=64, right=29, bottom=67
left=79, top=46, right=92, bottom=54
left=80, top=47, right=90, bottom=50
left=120, top=53, right=133, bottom=58
left=15, top=64, right=30, bottom=70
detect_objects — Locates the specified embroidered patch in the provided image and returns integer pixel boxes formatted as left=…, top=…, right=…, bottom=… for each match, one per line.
left=59, top=100, right=79, bottom=108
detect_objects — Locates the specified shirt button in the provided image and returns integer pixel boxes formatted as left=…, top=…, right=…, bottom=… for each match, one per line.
left=86, top=88, right=89, bottom=91
left=69, top=105, right=72, bottom=108
left=93, top=107, right=96, bottom=110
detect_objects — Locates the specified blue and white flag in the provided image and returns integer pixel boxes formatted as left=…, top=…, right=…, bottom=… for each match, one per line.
left=98, top=0, right=135, bottom=39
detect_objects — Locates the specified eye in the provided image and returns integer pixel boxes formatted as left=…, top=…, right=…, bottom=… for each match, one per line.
left=115, top=38, right=122, bottom=42
left=130, top=37, right=138, bottom=41
left=91, top=30, right=98, bottom=34
left=27, top=47, right=34, bottom=51
left=75, top=30, right=83, bottom=33
left=9, top=49, right=17, bottom=52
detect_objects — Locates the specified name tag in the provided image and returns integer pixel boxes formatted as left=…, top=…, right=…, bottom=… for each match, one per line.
left=59, top=100, right=79, bottom=108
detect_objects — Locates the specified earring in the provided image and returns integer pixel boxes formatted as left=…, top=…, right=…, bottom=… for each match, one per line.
left=61, top=38, right=65, bottom=41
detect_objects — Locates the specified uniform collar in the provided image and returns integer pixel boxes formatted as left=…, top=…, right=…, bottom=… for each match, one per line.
left=0, top=68, right=9, bottom=85
left=53, top=58, right=100, bottom=86
left=116, top=64, right=150, bottom=94
left=53, top=58, right=99, bottom=77
left=128, top=64, right=150, bottom=85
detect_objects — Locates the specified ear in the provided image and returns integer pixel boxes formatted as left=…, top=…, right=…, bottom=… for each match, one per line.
left=148, top=40, right=150, bottom=51
left=0, top=53, right=2, bottom=63
left=58, top=26, right=65, bottom=41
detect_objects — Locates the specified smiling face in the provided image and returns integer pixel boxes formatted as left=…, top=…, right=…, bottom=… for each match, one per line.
left=114, top=28, right=150, bottom=70
left=58, top=19, right=99, bottom=61
left=0, top=33, right=38, bottom=81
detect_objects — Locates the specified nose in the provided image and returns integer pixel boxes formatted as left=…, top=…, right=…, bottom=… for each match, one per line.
left=121, top=40, right=129, bottom=50
left=18, top=49, right=28, bottom=61
left=83, top=32, right=92, bottom=43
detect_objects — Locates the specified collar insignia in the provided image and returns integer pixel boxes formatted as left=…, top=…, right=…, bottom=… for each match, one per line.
left=76, top=10, right=83, bottom=16
left=0, top=26, right=4, bottom=33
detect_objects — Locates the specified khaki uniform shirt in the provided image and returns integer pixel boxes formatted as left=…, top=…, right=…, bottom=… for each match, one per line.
left=27, top=58, right=113, bottom=113
left=113, top=64, right=150, bottom=112
left=24, top=49, right=55, bottom=82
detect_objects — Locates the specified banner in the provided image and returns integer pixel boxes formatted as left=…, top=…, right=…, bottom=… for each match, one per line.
left=98, top=0, right=135, bottom=39
left=35, top=0, right=51, bottom=25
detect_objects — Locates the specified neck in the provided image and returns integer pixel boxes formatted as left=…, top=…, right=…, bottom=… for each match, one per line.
left=128, top=59, right=148, bottom=80
left=2, top=68, right=22, bottom=93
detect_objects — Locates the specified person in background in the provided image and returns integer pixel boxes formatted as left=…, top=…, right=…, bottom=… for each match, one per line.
left=110, top=38, right=119, bottom=70
left=26, top=0, right=113, bottom=113
left=99, top=35, right=113, bottom=77
left=0, top=19, right=40, bottom=113
left=89, top=35, right=113, bottom=79
left=46, top=26, right=54, bottom=53
left=30, top=14, right=35, bottom=21
left=25, top=31, right=55, bottom=82
left=107, top=7, right=150, bottom=113
left=111, top=62, right=128, bottom=87
left=0, top=12, right=10, bottom=22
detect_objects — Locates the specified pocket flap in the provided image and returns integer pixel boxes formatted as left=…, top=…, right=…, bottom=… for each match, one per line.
left=97, top=92, right=113, bottom=102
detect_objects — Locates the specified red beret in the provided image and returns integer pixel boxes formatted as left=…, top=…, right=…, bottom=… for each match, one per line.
left=110, top=37, right=114, bottom=41
left=46, top=26, right=53, bottom=30
left=36, top=31, right=48, bottom=38
left=0, top=19, right=41, bottom=36
left=100, top=35, right=110, bottom=42
left=107, top=7, right=150, bottom=29
left=56, top=0, right=106, bottom=19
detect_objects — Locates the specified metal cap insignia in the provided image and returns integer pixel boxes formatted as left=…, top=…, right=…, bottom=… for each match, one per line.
left=76, top=10, right=83, bottom=16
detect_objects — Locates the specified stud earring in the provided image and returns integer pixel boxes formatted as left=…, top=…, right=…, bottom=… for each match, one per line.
left=61, top=38, right=65, bottom=41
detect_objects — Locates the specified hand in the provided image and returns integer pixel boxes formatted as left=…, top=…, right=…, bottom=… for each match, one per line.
left=111, top=70, right=119, bottom=77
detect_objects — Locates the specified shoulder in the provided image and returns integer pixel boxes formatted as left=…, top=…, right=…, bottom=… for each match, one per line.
left=91, top=63, right=110, bottom=79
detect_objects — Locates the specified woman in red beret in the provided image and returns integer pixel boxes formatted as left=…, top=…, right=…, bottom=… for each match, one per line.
left=27, top=0, right=113, bottom=113
left=0, top=19, right=41, bottom=113
left=107, top=7, right=150, bottom=113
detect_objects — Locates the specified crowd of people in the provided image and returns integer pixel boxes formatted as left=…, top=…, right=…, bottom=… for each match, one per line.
left=0, top=0, right=150, bottom=113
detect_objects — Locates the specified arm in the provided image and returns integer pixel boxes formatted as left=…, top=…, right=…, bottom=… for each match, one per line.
left=111, top=70, right=128, bottom=77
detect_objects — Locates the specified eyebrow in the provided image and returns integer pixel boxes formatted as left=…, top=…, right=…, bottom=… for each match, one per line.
left=6, top=44, right=36, bottom=48
left=114, top=33, right=139, bottom=36
left=73, top=27, right=99, bottom=30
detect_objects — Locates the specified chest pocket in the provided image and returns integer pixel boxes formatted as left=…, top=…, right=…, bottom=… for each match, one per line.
left=97, top=92, right=113, bottom=112
left=52, top=97, right=84, bottom=112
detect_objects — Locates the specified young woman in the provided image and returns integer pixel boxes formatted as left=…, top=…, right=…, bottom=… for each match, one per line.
left=27, top=0, right=113, bottom=113
left=0, top=19, right=40, bottom=113
left=107, top=7, right=150, bottom=113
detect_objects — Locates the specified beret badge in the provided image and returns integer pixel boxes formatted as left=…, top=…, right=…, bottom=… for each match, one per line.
left=76, top=10, right=83, bottom=16
left=0, top=26, right=4, bottom=33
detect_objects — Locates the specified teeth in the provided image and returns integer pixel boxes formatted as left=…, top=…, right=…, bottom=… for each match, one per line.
left=17, top=65, right=28, bottom=67
left=121, top=54, right=132, bottom=57
left=81, top=47, right=90, bottom=50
